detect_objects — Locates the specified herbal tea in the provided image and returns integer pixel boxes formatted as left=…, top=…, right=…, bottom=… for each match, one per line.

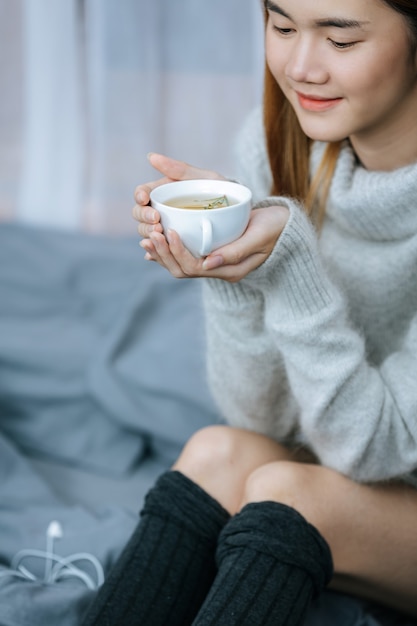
left=165, top=194, right=236, bottom=210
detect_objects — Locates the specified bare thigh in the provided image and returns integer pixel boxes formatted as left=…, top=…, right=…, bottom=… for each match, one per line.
left=242, top=461, right=417, bottom=617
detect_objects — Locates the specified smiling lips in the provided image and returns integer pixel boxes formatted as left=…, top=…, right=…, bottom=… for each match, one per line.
left=296, top=92, right=343, bottom=111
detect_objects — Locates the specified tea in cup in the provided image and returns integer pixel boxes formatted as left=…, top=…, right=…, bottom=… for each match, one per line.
left=150, top=179, right=252, bottom=257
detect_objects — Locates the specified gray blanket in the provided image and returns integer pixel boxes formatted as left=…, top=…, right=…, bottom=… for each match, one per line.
left=0, top=223, right=414, bottom=625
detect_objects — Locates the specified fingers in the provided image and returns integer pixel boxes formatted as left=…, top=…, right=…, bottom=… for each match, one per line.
left=132, top=203, right=163, bottom=237
left=133, top=175, right=173, bottom=207
left=133, top=153, right=223, bottom=206
left=202, top=250, right=266, bottom=282
left=141, top=229, right=259, bottom=283
left=140, top=236, right=168, bottom=269
left=147, top=153, right=223, bottom=183
left=200, top=205, right=290, bottom=280
left=199, top=214, right=265, bottom=272
left=141, top=230, right=216, bottom=279
left=140, top=231, right=192, bottom=278
left=138, top=205, right=289, bottom=283
left=150, top=230, right=204, bottom=278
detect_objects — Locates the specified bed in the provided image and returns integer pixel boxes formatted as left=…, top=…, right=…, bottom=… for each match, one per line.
left=0, top=222, right=414, bottom=625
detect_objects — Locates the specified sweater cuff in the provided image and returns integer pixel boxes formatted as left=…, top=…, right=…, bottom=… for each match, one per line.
left=202, top=276, right=264, bottom=310
left=202, top=279, right=266, bottom=338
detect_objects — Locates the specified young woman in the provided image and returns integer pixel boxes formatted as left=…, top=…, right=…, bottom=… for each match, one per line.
left=82, top=0, right=417, bottom=624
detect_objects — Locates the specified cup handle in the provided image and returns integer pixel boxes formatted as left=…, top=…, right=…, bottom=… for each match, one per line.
left=200, top=217, right=213, bottom=257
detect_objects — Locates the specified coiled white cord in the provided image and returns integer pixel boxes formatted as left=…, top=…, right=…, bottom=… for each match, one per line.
left=0, top=520, right=104, bottom=589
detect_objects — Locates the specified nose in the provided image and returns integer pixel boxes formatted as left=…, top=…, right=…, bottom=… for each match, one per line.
left=285, top=35, right=328, bottom=84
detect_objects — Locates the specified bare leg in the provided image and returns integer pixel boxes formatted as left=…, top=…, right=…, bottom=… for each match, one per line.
left=173, top=424, right=314, bottom=514
left=175, top=425, right=417, bottom=618
left=241, top=460, right=417, bottom=617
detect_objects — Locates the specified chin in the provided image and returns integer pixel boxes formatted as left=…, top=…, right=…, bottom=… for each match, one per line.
left=299, top=122, right=348, bottom=144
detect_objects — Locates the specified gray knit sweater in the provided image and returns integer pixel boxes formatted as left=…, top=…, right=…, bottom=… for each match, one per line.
left=202, top=108, right=417, bottom=487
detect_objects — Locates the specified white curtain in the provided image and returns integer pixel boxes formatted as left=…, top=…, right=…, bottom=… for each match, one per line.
left=0, top=0, right=264, bottom=233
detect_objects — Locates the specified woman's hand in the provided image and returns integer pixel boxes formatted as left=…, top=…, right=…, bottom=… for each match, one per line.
left=132, top=153, right=224, bottom=238
left=141, top=204, right=289, bottom=282
left=132, top=153, right=289, bottom=282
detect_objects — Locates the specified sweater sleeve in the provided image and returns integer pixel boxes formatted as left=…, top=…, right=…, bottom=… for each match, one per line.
left=201, top=108, right=301, bottom=443
left=229, top=198, right=417, bottom=484
left=202, top=278, right=300, bottom=442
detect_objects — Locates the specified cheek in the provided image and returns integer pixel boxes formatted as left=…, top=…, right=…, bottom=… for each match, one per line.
left=339, top=54, right=403, bottom=106
left=349, top=44, right=415, bottom=101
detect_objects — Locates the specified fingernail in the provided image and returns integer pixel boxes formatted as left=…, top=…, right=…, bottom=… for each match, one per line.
left=147, top=152, right=154, bottom=161
left=203, top=255, right=223, bottom=270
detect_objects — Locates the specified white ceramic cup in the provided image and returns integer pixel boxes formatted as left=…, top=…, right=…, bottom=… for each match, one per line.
left=150, top=179, right=252, bottom=258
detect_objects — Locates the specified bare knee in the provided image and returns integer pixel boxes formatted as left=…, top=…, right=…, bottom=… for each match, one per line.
left=174, top=425, right=241, bottom=476
left=173, top=426, right=248, bottom=512
left=173, top=426, right=293, bottom=514
left=241, top=461, right=327, bottom=530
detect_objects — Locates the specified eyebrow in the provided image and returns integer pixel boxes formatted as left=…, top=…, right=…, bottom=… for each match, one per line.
left=264, top=0, right=369, bottom=29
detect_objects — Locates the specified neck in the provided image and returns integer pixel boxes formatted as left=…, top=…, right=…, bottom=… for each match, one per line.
left=351, top=131, right=417, bottom=172
left=350, top=100, right=417, bottom=172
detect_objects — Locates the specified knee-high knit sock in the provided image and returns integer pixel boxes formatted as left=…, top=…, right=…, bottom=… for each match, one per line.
left=82, top=470, right=230, bottom=626
left=192, top=501, right=333, bottom=626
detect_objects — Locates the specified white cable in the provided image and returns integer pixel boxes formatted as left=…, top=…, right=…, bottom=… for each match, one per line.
left=17, top=565, right=37, bottom=581
left=45, top=520, right=63, bottom=582
left=0, top=520, right=104, bottom=589
left=50, top=553, right=105, bottom=586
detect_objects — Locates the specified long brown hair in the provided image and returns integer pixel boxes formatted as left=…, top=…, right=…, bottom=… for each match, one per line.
left=262, top=0, right=417, bottom=224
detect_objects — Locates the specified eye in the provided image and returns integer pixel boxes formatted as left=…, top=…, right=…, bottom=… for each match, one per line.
left=329, top=39, right=358, bottom=49
left=272, top=25, right=295, bottom=36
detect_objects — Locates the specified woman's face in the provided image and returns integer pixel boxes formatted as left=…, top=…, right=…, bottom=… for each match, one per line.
left=265, top=0, right=417, bottom=168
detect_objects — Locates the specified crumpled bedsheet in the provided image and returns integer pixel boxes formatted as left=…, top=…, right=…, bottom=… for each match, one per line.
left=0, top=222, right=220, bottom=625
left=0, top=223, right=414, bottom=626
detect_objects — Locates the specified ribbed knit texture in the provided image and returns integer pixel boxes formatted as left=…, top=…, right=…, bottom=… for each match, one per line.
left=203, top=106, right=417, bottom=488
left=192, top=501, right=333, bottom=625
left=81, top=470, right=230, bottom=626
